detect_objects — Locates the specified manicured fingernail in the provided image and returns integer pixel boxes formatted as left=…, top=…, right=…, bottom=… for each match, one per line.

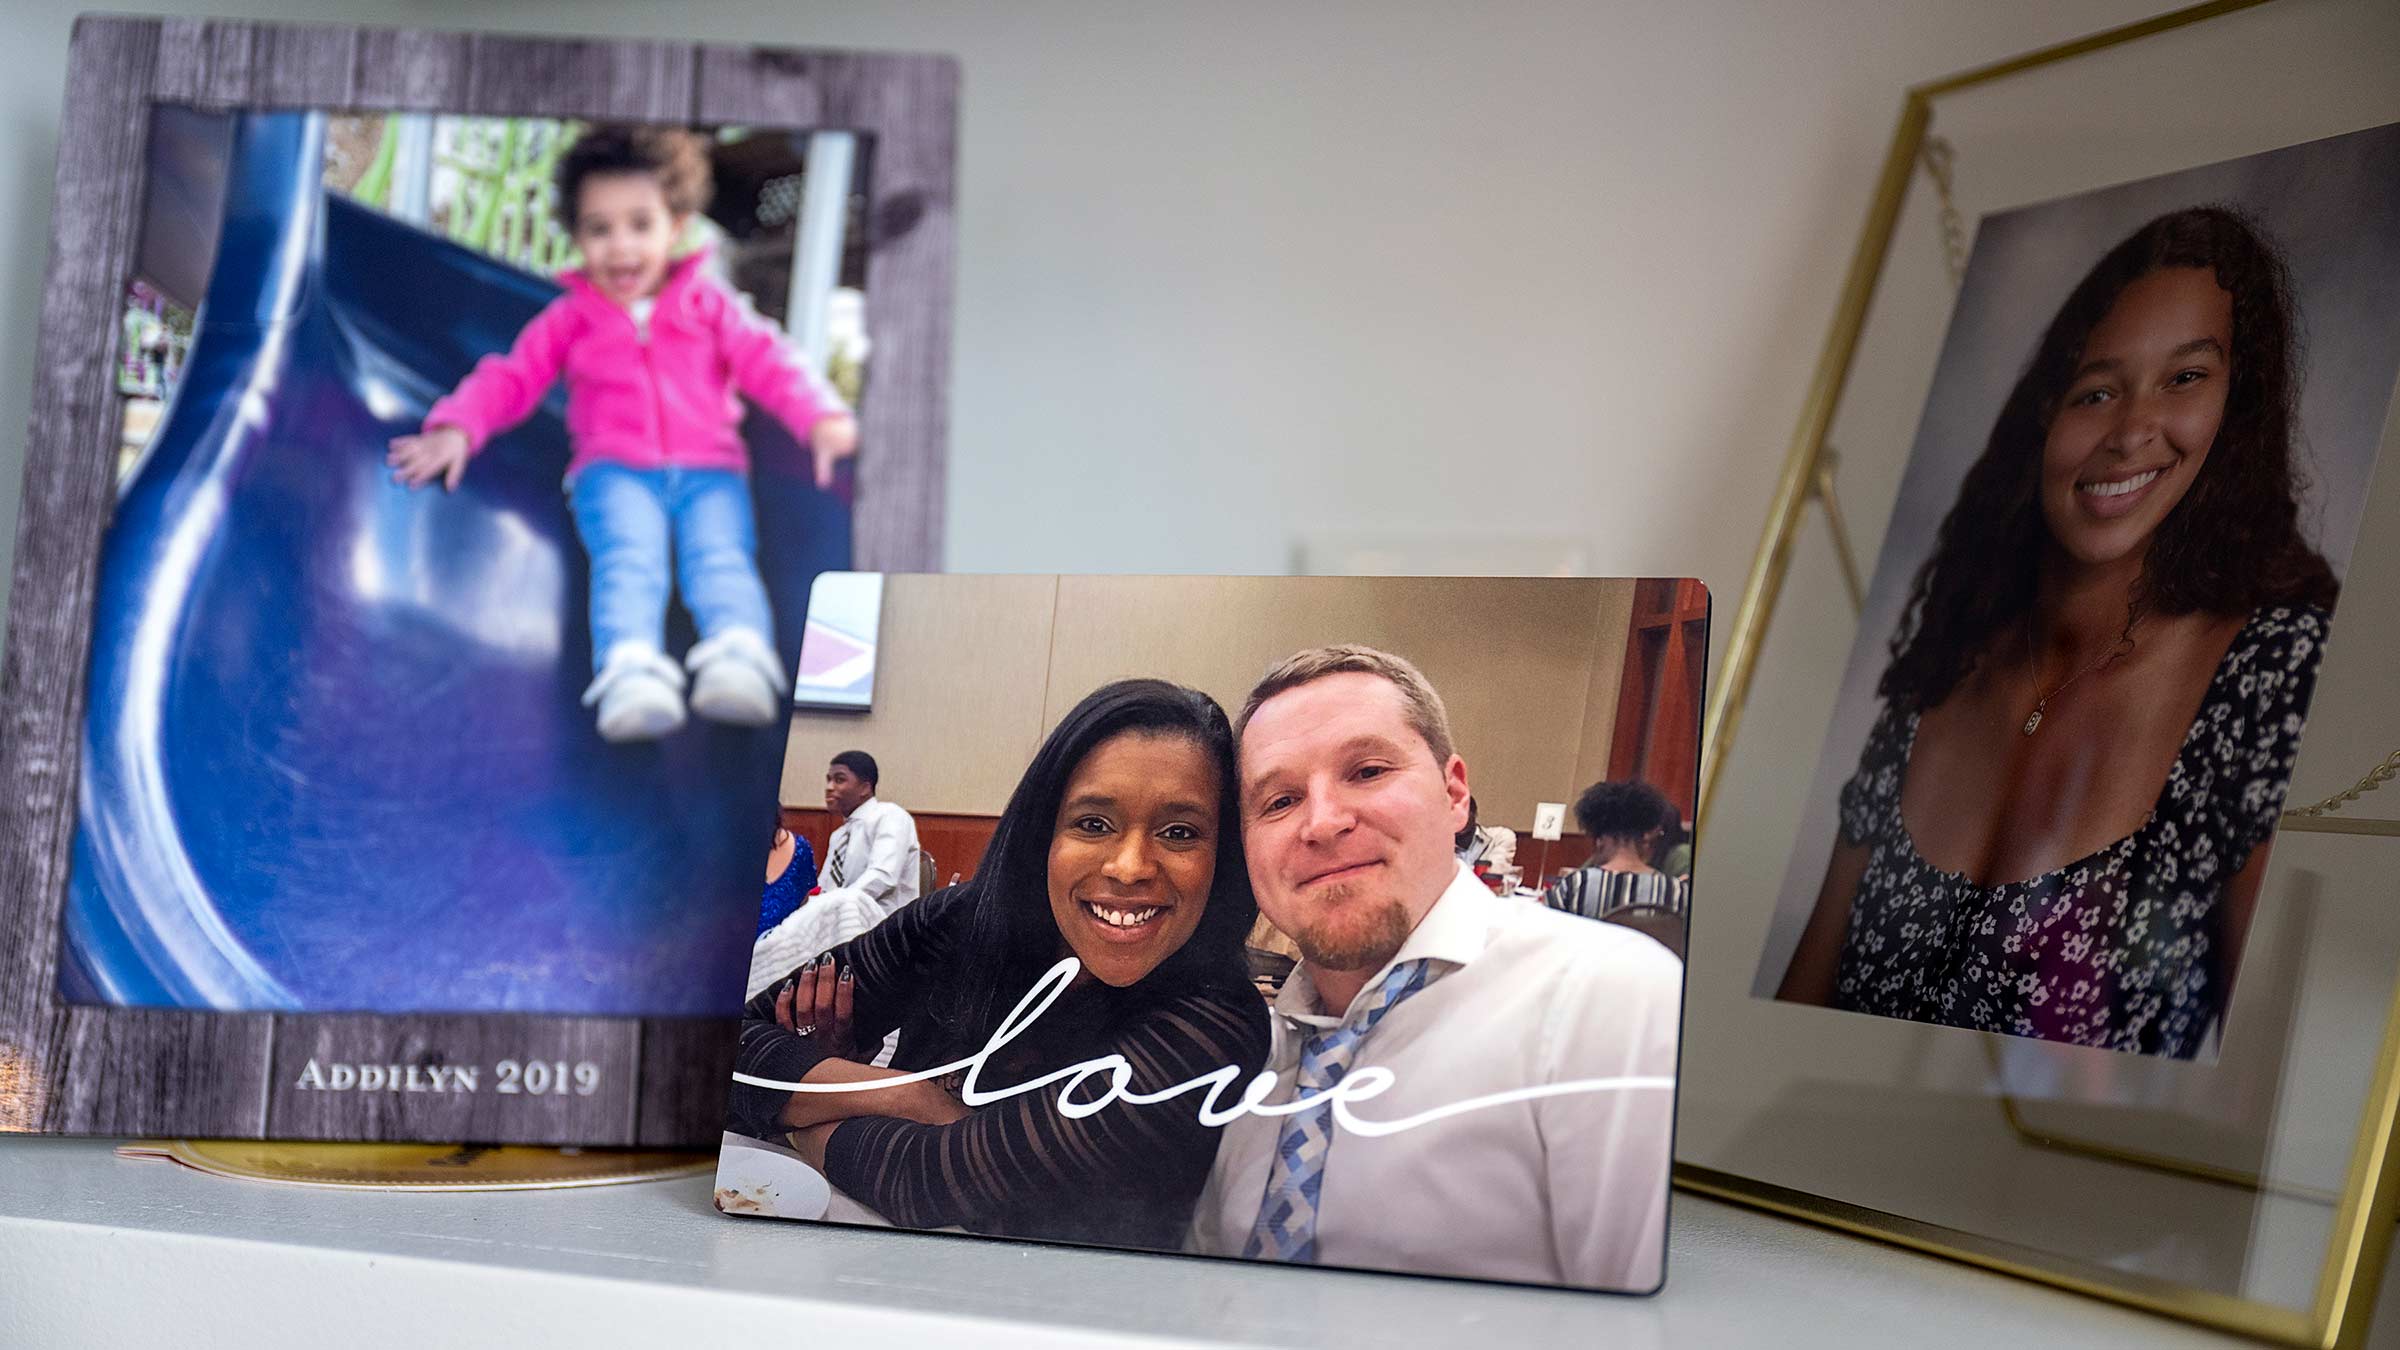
left=839, top=970, right=853, bottom=984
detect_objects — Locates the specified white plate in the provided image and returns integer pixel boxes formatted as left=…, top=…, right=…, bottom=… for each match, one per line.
left=713, top=1132, right=832, bottom=1220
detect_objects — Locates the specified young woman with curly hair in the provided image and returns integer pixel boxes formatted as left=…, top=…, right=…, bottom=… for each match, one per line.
left=1776, top=206, right=2337, bottom=1059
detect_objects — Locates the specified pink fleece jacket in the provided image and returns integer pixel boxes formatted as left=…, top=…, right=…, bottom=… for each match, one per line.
left=423, top=249, right=848, bottom=478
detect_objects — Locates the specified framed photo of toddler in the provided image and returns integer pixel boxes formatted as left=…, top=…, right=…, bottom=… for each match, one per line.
left=0, top=15, right=955, bottom=1145
left=1679, top=1, right=2400, bottom=1345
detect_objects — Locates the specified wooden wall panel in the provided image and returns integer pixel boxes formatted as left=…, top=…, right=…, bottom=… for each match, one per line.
left=1609, top=579, right=1710, bottom=819
left=1512, top=831, right=1596, bottom=894
left=781, top=807, right=998, bottom=889
left=1573, top=579, right=1639, bottom=803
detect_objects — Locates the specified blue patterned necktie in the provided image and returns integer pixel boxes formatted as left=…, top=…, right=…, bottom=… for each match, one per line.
left=1243, top=958, right=1443, bottom=1262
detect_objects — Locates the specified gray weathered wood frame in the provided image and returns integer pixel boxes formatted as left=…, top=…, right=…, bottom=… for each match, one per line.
left=0, top=15, right=955, bottom=1145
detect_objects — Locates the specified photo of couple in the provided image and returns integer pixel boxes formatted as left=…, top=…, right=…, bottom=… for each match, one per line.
left=718, top=575, right=1692, bottom=1293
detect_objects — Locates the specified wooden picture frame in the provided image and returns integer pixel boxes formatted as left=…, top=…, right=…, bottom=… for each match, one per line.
left=0, top=15, right=955, bottom=1145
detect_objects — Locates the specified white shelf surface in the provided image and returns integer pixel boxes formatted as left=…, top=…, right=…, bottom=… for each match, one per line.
left=0, top=1135, right=2362, bottom=1347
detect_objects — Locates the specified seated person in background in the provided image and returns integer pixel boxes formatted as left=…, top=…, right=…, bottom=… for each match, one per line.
left=748, top=750, right=922, bottom=996
left=1656, top=802, right=1692, bottom=880
left=1243, top=913, right=1301, bottom=1001
left=755, top=824, right=818, bottom=937
left=1452, top=796, right=1517, bottom=877
left=1543, top=779, right=1690, bottom=959
left=727, top=679, right=1270, bottom=1248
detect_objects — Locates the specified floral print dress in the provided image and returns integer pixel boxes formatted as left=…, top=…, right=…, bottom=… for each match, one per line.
left=1832, top=605, right=2328, bottom=1059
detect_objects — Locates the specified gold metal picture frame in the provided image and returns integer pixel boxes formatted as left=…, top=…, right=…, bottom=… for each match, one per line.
left=1681, top=1, right=2400, bottom=1344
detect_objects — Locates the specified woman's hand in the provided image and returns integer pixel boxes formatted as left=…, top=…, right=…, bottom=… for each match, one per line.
left=386, top=426, right=471, bottom=491
left=809, top=414, right=859, bottom=489
left=768, top=952, right=971, bottom=1131
left=774, top=955, right=855, bottom=1057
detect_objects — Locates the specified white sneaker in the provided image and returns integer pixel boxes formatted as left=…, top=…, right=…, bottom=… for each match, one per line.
left=581, top=642, right=687, bottom=742
left=686, top=628, right=787, bottom=727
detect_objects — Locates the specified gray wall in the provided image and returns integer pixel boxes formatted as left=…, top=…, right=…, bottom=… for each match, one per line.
left=0, top=0, right=2179, bottom=626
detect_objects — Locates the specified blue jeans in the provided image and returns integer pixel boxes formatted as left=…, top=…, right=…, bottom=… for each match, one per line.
left=566, top=463, right=773, bottom=675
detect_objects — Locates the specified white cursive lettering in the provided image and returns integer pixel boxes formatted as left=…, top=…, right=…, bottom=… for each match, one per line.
left=731, top=957, right=1673, bottom=1137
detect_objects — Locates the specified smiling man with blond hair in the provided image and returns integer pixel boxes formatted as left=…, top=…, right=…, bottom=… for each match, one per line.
left=1188, top=644, right=1682, bottom=1290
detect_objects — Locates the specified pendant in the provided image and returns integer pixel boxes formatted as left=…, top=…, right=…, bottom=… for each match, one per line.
left=2022, top=708, right=2043, bottom=736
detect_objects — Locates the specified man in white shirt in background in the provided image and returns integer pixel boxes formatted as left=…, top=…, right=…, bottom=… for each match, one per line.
left=1189, top=645, right=1681, bottom=1291
left=746, top=750, right=921, bottom=997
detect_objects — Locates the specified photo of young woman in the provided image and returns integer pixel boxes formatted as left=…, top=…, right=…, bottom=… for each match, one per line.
left=1757, top=122, right=2400, bottom=1060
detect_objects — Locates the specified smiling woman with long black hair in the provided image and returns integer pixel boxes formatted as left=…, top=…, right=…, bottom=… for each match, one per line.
left=726, top=678, right=1269, bottom=1245
left=1775, top=206, right=2338, bottom=1059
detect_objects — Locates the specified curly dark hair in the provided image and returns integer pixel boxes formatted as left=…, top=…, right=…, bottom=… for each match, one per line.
left=552, top=123, right=714, bottom=231
left=1573, top=779, right=1672, bottom=851
left=1878, top=205, right=2338, bottom=712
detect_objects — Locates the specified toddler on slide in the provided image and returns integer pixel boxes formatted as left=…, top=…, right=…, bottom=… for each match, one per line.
left=389, top=124, right=857, bottom=742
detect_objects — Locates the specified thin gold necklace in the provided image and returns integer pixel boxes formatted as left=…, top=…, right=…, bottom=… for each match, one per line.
left=2021, top=616, right=2136, bottom=736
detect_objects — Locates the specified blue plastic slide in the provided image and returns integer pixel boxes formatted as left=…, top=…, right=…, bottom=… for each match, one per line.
left=60, top=112, right=849, bottom=1016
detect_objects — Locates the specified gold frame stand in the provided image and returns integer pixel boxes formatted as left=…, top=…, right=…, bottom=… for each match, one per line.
left=1679, top=2, right=2400, bottom=1344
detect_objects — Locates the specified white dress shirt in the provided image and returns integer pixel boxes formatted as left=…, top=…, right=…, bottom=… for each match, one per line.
left=1189, top=862, right=1681, bottom=1290
left=746, top=796, right=922, bottom=997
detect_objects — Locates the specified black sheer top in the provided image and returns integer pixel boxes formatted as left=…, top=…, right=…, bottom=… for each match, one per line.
left=727, top=885, right=1270, bottom=1246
